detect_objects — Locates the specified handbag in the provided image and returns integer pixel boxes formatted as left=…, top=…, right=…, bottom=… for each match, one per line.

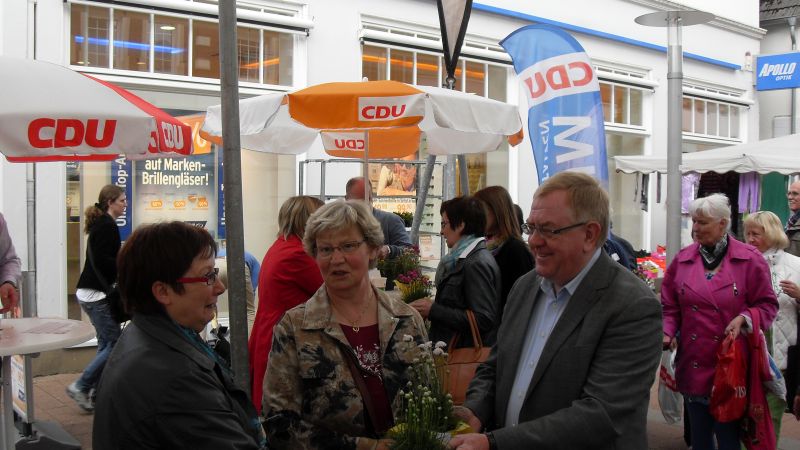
left=709, top=333, right=748, bottom=422
left=658, top=350, right=683, bottom=424
left=86, top=240, right=130, bottom=324
left=742, top=308, right=777, bottom=450
left=446, top=310, right=491, bottom=406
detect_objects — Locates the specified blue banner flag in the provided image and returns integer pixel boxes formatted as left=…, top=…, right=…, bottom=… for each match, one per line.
left=501, top=25, right=608, bottom=184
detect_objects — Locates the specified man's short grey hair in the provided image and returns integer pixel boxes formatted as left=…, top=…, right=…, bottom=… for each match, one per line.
left=689, top=193, right=731, bottom=231
left=303, top=200, right=384, bottom=268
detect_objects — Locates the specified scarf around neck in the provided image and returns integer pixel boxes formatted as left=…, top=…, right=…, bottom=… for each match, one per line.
left=699, top=234, right=728, bottom=271
left=436, top=234, right=481, bottom=284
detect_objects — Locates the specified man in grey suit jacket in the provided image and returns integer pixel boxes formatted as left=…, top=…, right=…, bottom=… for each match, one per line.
left=449, top=171, right=662, bottom=450
left=345, top=176, right=412, bottom=258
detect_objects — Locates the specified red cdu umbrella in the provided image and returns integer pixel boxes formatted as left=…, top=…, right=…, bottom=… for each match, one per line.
left=0, top=56, right=193, bottom=162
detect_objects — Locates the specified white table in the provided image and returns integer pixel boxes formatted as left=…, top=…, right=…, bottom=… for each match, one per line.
left=0, top=318, right=95, bottom=450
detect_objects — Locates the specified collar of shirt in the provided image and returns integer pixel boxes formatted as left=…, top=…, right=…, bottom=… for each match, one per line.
left=540, top=248, right=602, bottom=298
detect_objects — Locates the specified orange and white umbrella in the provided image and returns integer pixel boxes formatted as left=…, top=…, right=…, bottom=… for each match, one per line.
left=0, top=57, right=193, bottom=162
left=200, top=80, right=523, bottom=158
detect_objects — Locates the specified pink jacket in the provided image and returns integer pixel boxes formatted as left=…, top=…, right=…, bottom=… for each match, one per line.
left=661, top=237, right=778, bottom=396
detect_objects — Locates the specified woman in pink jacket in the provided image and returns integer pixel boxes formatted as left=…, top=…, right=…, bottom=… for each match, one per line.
left=661, top=193, right=778, bottom=450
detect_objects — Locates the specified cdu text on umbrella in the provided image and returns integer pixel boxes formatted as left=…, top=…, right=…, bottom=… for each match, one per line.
left=27, top=118, right=117, bottom=149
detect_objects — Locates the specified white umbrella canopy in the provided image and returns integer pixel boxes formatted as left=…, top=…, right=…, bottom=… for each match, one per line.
left=614, top=133, right=800, bottom=175
left=200, top=80, right=523, bottom=158
left=0, top=56, right=193, bottom=162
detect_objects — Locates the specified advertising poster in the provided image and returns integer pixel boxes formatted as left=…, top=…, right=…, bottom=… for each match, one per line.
left=133, top=152, right=217, bottom=235
left=11, top=355, right=27, bottom=422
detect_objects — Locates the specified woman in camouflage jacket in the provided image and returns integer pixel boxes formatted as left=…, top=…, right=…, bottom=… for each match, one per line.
left=263, top=200, right=428, bottom=450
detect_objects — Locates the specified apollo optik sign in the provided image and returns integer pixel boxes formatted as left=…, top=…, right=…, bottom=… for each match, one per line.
left=756, top=52, right=800, bottom=91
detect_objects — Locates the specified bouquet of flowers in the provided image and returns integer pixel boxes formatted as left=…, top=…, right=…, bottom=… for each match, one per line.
left=394, top=270, right=433, bottom=303
left=388, top=338, right=465, bottom=450
left=377, top=246, right=422, bottom=289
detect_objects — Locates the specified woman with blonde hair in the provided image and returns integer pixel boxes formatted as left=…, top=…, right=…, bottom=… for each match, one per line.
left=68, top=184, right=126, bottom=411
left=744, top=211, right=800, bottom=403
left=264, top=200, right=427, bottom=449
left=249, top=195, right=325, bottom=412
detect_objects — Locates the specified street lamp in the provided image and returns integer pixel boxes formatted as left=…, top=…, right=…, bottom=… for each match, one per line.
left=635, top=10, right=714, bottom=263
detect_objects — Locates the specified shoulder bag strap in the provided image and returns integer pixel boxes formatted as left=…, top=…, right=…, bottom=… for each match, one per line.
left=449, top=310, right=484, bottom=351
left=337, top=342, right=379, bottom=438
left=85, top=238, right=111, bottom=293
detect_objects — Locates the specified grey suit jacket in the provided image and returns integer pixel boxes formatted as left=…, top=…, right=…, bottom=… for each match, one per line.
left=373, top=207, right=412, bottom=258
left=464, top=251, right=662, bottom=449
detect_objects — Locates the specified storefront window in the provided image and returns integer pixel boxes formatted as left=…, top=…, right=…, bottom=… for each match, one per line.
left=238, top=26, right=261, bottom=83
left=113, top=10, right=150, bottom=72
left=599, top=82, right=645, bottom=127
left=682, top=96, right=742, bottom=140
left=682, top=98, right=692, bottom=132
left=630, top=89, right=643, bottom=126
left=487, top=65, right=506, bottom=101
left=465, top=61, right=485, bottom=96
left=71, top=4, right=110, bottom=68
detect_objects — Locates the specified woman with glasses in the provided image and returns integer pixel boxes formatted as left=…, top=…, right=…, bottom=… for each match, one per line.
left=474, top=186, right=534, bottom=324
left=92, top=221, right=265, bottom=449
left=661, top=194, right=777, bottom=450
left=410, top=196, right=500, bottom=349
left=67, top=184, right=126, bottom=412
left=263, top=200, right=427, bottom=450
left=249, top=195, right=324, bottom=413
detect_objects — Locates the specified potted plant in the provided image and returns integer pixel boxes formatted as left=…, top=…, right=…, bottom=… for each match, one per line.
left=377, top=246, right=422, bottom=291
left=394, top=269, right=432, bottom=303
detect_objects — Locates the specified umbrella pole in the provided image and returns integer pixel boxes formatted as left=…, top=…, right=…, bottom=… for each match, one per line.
left=218, top=0, right=250, bottom=393
left=411, top=154, right=437, bottom=245
left=457, top=155, right=469, bottom=195
left=363, top=132, right=370, bottom=199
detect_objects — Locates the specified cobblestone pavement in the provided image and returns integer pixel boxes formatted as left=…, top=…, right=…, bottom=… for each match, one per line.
left=10, top=373, right=800, bottom=449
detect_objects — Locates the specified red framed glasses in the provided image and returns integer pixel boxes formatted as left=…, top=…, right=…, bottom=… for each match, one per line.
left=176, top=268, right=219, bottom=286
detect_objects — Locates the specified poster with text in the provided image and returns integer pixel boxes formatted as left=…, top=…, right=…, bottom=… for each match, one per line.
left=133, top=152, right=217, bottom=236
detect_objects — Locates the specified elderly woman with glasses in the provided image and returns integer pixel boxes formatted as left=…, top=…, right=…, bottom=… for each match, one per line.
left=263, top=200, right=427, bottom=450
left=92, top=221, right=265, bottom=449
left=410, top=196, right=501, bottom=350
left=661, top=194, right=777, bottom=450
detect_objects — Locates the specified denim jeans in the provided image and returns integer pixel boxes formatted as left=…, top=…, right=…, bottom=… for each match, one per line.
left=686, top=400, right=740, bottom=450
left=76, top=299, right=121, bottom=392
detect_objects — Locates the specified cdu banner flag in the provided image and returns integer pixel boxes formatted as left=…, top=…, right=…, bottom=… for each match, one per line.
left=501, top=25, right=608, bottom=184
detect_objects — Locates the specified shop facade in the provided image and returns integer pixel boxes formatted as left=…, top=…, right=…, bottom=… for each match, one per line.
left=0, top=0, right=763, bottom=320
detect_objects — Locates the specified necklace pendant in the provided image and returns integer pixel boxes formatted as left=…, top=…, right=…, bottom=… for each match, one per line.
left=352, top=325, right=360, bottom=333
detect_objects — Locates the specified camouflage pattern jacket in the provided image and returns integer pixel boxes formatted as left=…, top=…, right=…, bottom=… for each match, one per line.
left=263, top=286, right=428, bottom=450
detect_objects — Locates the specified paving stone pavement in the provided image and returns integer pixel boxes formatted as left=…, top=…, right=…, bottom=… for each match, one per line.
left=10, top=372, right=800, bottom=449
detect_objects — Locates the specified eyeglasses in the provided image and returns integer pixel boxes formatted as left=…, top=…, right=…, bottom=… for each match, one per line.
left=316, top=240, right=365, bottom=258
left=522, top=222, right=587, bottom=239
left=177, top=268, right=219, bottom=286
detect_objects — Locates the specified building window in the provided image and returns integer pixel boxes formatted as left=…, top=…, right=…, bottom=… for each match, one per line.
left=682, top=96, right=742, bottom=140
left=70, top=3, right=295, bottom=87
left=599, top=81, right=644, bottom=127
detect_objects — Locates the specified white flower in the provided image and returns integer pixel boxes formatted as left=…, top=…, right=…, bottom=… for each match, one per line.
left=433, top=347, right=444, bottom=356
left=402, top=334, right=413, bottom=342
left=435, top=341, right=447, bottom=349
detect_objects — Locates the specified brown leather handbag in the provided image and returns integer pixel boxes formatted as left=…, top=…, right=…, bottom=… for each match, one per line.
left=446, top=310, right=491, bottom=405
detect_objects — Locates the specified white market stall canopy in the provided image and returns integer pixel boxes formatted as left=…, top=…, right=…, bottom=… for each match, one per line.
left=614, top=133, right=800, bottom=175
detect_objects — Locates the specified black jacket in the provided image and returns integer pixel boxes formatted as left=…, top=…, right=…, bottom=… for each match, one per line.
left=493, top=238, right=534, bottom=324
left=429, top=240, right=501, bottom=349
left=93, top=313, right=264, bottom=449
left=76, top=214, right=120, bottom=292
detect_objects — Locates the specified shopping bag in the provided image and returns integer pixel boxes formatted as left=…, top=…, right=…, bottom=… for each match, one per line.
left=742, top=308, right=777, bottom=450
left=709, top=334, right=748, bottom=422
left=658, top=350, right=683, bottom=424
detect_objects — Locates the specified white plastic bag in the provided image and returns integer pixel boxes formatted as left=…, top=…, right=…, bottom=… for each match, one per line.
left=658, top=350, right=683, bottom=424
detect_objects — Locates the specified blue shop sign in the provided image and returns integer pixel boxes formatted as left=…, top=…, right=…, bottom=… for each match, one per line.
left=757, top=52, right=800, bottom=91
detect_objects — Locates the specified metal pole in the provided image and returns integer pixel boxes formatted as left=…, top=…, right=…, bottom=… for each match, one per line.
left=457, top=154, right=469, bottom=195
left=790, top=17, right=797, bottom=134
left=411, top=154, right=437, bottom=244
left=666, top=16, right=683, bottom=264
left=218, top=0, right=249, bottom=393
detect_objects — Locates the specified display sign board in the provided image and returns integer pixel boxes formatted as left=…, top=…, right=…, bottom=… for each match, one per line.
left=756, top=52, right=800, bottom=91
